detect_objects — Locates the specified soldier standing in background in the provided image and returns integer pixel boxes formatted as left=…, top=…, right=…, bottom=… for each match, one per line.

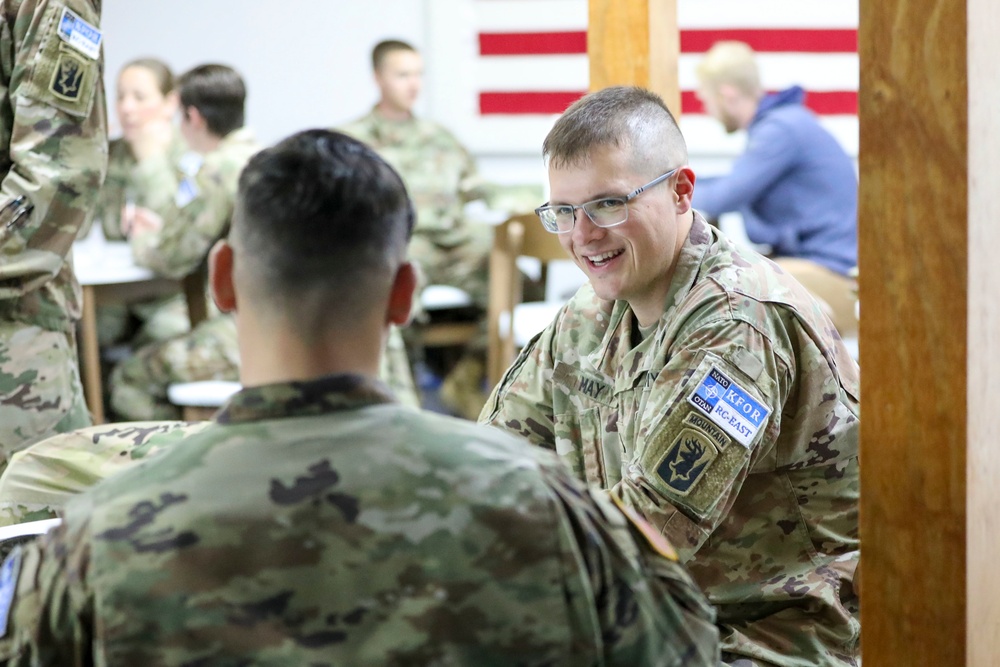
left=0, top=129, right=719, bottom=665
left=0, top=0, right=107, bottom=467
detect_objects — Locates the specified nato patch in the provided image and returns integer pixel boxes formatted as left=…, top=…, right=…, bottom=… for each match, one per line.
left=57, top=7, right=102, bottom=60
left=687, top=366, right=770, bottom=448
left=49, top=51, right=86, bottom=101
left=0, top=548, right=22, bottom=638
left=655, top=428, right=717, bottom=496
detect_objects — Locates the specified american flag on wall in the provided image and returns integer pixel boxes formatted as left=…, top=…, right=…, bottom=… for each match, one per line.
left=426, top=0, right=858, bottom=158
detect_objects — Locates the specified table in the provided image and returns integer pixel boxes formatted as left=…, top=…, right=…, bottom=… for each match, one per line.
left=73, top=239, right=183, bottom=423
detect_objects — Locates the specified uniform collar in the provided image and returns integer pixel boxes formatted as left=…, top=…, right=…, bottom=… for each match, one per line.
left=216, top=373, right=397, bottom=425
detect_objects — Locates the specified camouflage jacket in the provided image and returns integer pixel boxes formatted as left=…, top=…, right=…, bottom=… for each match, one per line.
left=129, top=127, right=258, bottom=279
left=0, top=373, right=719, bottom=665
left=0, top=0, right=107, bottom=331
left=89, top=130, right=188, bottom=241
left=482, top=214, right=861, bottom=666
left=0, top=420, right=209, bottom=525
left=340, top=109, right=481, bottom=246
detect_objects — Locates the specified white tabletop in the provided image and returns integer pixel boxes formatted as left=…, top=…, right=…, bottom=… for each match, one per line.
left=73, top=230, right=156, bottom=286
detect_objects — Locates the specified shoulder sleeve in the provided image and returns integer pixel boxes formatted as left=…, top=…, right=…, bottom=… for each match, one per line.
left=542, top=459, right=719, bottom=666
left=0, top=0, right=107, bottom=299
left=0, top=518, right=93, bottom=664
left=479, top=316, right=560, bottom=450
left=615, top=314, right=793, bottom=557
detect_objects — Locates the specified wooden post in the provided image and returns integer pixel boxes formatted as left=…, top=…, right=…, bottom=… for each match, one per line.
left=588, top=0, right=680, bottom=114
left=859, top=0, right=1000, bottom=663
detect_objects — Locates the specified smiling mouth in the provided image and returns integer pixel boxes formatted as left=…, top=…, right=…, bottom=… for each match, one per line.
left=586, top=249, right=623, bottom=267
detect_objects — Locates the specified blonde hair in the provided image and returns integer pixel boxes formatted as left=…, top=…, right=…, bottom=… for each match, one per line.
left=695, top=41, right=762, bottom=98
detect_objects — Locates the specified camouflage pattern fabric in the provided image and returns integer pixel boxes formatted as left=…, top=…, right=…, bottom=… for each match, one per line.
left=340, top=110, right=491, bottom=307
left=0, top=420, right=209, bottom=525
left=0, top=373, right=719, bottom=665
left=482, top=214, right=861, bottom=666
left=81, top=131, right=189, bottom=241
left=129, top=127, right=259, bottom=280
left=0, top=0, right=108, bottom=462
left=109, top=318, right=420, bottom=421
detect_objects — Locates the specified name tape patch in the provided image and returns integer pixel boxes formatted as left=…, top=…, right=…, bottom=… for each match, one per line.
left=0, top=549, right=22, bottom=638
left=57, top=8, right=102, bottom=60
left=687, top=366, right=770, bottom=448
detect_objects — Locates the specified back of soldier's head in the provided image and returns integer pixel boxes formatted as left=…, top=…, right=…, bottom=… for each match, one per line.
left=179, top=64, right=246, bottom=137
left=543, top=86, right=688, bottom=178
left=696, top=41, right=762, bottom=98
left=230, top=129, right=414, bottom=337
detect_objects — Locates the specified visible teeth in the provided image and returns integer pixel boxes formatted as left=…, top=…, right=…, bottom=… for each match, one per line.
left=588, top=250, right=621, bottom=265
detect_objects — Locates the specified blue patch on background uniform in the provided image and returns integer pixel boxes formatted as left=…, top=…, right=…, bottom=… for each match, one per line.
left=0, top=549, right=22, bottom=638
left=687, top=366, right=770, bottom=447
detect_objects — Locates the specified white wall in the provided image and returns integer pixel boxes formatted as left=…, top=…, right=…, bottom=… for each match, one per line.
left=102, top=0, right=427, bottom=144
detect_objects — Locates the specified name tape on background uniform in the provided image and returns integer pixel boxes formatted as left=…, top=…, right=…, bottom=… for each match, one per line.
left=688, top=366, right=770, bottom=448
left=57, top=8, right=102, bottom=60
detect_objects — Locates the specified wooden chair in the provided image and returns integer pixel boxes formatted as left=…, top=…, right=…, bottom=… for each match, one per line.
left=486, top=213, right=584, bottom=387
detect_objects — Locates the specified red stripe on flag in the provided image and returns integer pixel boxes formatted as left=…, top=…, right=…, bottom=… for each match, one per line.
left=479, top=31, right=586, bottom=55
left=478, top=29, right=857, bottom=56
left=682, top=29, right=857, bottom=53
left=680, top=90, right=857, bottom=115
left=479, top=91, right=586, bottom=114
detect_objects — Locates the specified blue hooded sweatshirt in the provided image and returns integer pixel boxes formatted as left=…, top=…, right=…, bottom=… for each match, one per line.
left=692, top=86, right=857, bottom=275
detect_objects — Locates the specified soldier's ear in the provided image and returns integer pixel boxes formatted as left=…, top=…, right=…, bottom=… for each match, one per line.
left=209, top=239, right=237, bottom=313
left=387, top=261, right=416, bottom=326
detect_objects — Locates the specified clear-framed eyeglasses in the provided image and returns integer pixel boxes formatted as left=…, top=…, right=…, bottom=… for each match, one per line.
left=534, top=167, right=680, bottom=234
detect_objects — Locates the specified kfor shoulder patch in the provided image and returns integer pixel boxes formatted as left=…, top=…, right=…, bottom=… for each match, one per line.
left=655, top=428, right=717, bottom=497
left=0, top=548, right=22, bottom=638
left=57, top=7, right=102, bottom=60
left=687, top=366, right=770, bottom=448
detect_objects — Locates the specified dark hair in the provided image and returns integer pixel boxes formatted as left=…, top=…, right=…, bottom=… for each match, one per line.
left=543, top=86, right=688, bottom=176
left=121, top=57, right=174, bottom=96
left=371, top=39, right=417, bottom=71
left=231, top=129, right=414, bottom=333
left=178, top=64, right=246, bottom=138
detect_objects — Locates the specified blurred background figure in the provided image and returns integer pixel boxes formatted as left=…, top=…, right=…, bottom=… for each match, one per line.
left=0, top=0, right=107, bottom=467
left=85, top=57, right=194, bottom=349
left=692, top=41, right=858, bottom=338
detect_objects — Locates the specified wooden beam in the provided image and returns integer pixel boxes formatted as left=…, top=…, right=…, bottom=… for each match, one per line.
left=859, top=0, right=1000, bottom=662
left=588, top=0, right=680, bottom=115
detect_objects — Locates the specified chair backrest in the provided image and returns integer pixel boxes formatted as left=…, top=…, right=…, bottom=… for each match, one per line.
left=486, top=213, right=572, bottom=387
left=182, top=264, right=210, bottom=328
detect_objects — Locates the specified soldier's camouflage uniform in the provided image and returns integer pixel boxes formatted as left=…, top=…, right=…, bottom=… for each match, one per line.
left=0, top=0, right=107, bottom=467
left=0, top=373, right=720, bottom=665
left=482, top=214, right=861, bottom=666
left=340, top=109, right=491, bottom=307
left=0, top=420, right=209, bottom=525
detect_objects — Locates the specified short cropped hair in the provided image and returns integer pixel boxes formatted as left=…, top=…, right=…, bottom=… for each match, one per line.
left=178, top=64, right=246, bottom=138
left=121, top=57, right=174, bottom=97
left=230, top=129, right=415, bottom=337
left=695, top=41, right=762, bottom=98
left=543, top=86, right=688, bottom=177
left=371, top=39, right=417, bottom=71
